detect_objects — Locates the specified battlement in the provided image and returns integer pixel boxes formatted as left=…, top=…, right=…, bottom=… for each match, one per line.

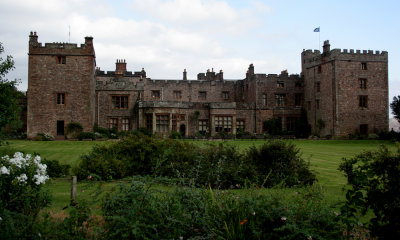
left=333, top=48, right=388, bottom=56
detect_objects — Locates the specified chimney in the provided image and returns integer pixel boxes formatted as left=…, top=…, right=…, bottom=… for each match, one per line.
left=183, top=69, right=187, bottom=80
left=323, top=40, right=330, bottom=53
left=248, top=64, right=254, bottom=75
left=85, top=36, right=93, bottom=46
left=29, top=31, right=38, bottom=46
left=115, top=59, right=127, bottom=72
left=219, top=69, right=223, bottom=80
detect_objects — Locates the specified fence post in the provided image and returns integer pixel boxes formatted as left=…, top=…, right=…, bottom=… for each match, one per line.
left=71, top=176, right=77, bottom=204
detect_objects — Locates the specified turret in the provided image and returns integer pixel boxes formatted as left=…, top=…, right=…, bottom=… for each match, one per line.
left=323, top=40, right=330, bottom=53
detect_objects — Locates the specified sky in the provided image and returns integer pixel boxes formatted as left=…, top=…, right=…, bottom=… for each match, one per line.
left=1, top=0, right=399, bottom=110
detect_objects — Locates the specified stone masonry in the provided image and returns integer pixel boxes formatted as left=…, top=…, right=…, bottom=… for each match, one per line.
left=27, top=33, right=388, bottom=138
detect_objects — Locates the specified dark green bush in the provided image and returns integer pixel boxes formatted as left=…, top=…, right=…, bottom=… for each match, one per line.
left=78, top=131, right=95, bottom=140
left=169, top=131, right=182, bottom=139
left=246, top=141, right=316, bottom=187
left=339, top=146, right=400, bottom=239
left=263, top=118, right=282, bottom=135
left=41, top=158, right=71, bottom=177
left=66, top=122, right=83, bottom=139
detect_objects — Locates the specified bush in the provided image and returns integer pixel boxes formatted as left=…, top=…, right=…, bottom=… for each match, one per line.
left=41, top=158, right=71, bottom=177
left=79, top=131, right=95, bottom=140
left=169, top=131, right=182, bottom=139
left=66, top=122, right=83, bottom=139
left=339, top=146, right=400, bottom=239
left=36, top=132, right=55, bottom=141
left=263, top=118, right=282, bottom=135
left=0, top=152, right=51, bottom=239
left=245, top=141, right=316, bottom=187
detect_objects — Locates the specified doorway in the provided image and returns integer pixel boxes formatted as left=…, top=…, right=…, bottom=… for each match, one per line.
left=57, top=120, right=64, bottom=136
left=179, top=124, right=186, bottom=137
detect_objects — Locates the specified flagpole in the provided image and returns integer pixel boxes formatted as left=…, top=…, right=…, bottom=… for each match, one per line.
left=319, top=26, right=320, bottom=52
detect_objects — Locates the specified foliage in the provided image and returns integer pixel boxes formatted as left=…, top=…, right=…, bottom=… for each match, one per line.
left=0, top=42, right=23, bottom=144
left=263, top=118, right=282, bottom=135
left=66, top=122, right=83, bottom=139
left=295, top=108, right=311, bottom=138
left=246, top=141, right=316, bottom=187
left=390, top=95, right=400, bottom=123
left=93, top=123, right=110, bottom=138
left=101, top=180, right=343, bottom=240
left=0, top=152, right=51, bottom=239
left=35, top=132, right=55, bottom=141
left=169, top=131, right=182, bottom=139
left=79, top=131, right=96, bottom=140
left=41, top=158, right=71, bottom=177
left=339, top=146, right=400, bottom=239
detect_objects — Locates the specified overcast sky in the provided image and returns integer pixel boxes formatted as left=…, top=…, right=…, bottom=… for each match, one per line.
left=1, top=0, right=399, bottom=109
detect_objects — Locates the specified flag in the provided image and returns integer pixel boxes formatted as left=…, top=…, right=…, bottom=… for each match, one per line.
left=314, top=27, right=320, bottom=32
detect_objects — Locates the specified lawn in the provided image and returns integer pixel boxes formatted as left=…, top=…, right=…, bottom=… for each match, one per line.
left=1, top=139, right=397, bottom=212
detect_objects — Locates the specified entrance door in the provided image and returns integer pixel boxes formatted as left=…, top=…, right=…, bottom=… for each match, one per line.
left=179, top=124, right=186, bottom=137
left=57, top=120, right=64, bottom=136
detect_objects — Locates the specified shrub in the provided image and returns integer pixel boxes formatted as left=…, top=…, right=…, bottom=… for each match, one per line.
left=66, top=122, right=83, bottom=139
left=339, top=146, right=400, bottom=239
left=41, top=158, right=71, bottom=177
left=36, top=132, right=55, bottom=141
left=79, top=131, right=95, bottom=140
left=169, top=131, right=182, bottom=139
left=263, top=118, right=282, bottom=135
left=245, top=140, right=316, bottom=187
left=0, top=152, right=51, bottom=239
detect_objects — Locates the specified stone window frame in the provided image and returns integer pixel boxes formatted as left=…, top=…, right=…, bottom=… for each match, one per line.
left=359, top=78, right=367, bottom=89
left=295, top=93, right=302, bottom=107
left=199, top=91, right=207, bottom=100
left=57, top=56, right=66, bottom=64
left=56, top=92, right=65, bottom=105
left=198, top=119, right=208, bottom=134
left=152, top=90, right=160, bottom=99
left=262, top=93, right=267, bottom=106
left=359, top=95, right=368, bottom=108
left=222, top=91, right=230, bottom=100
left=108, top=118, right=118, bottom=129
left=122, top=118, right=129, bottom=131
left=145, top=114, right=153, bottom=131
left=316, top=99, right=320, bottom=109
left=361, top=62, right=367, bottom=70
left=275, top=94, right=285, bottom=107
left=156, top=114, right=169, bottom=133
left=214, top=115, right=233, bottom=133
left=111, top=95, right=129, bottom=109
left=173, top=90, right=182, bottom=99
left=236, top=119, right=245, bottom=132
left=316, top=82, right=321, bottom=92
left=317, top=65, right=322, bottom=74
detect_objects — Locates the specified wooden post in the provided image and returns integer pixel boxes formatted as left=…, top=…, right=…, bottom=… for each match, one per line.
left=71, top=176, right=77, bottom=204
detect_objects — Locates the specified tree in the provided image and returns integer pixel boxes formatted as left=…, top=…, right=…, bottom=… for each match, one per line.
left=0, top=42, right=22, bottom=142
left=390, top=95, right=400, bottom=123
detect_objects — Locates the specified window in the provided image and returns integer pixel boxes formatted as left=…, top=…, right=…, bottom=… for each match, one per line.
left=316, top=99, right=320, bottom=109
left=57, top=56, right=66, bottom=64
left=317, top=65, right=321, bottom=73
left=108, top=118, right=118, bottom=129
left=198, top=120, right=208, bottom=134
left=359, top=78, right=367, bottom=89
left=262, top=94, right=267, bottom=106
left=295, top=94, right=302, bottom=106
left=173, top=90, right=182, bottom=99
left=199, top=91, right=207, bottom=100
left=152, top=90, right=160, bottom=99
left=295, top=81, right=302, bottom=88
left=277, top=81, right=285, bottom=88
left=57, top=93, right=65, bottom=105
left=361, top=62, right=367, bottom=70
left=236, top=119, right=245, bottom=132
left=145, top=114, right=153, bottom=131
left=316, top=82, right=321, bottom=92
left=359, top=95, right=368, bottom=108
left=122, top=118, right=129, bottom=131
left=156, top=114, right=169, bottom=132
left=275, top=94, right=285, bottom=106
left=360, top=124, right=368, bottom=135
left=286, top=117, right=297, bottom=131
left=222, top=91, right=229, bottom=100
left=214, top=116, right=232, bottom=133
left=112, top=95, right=128, bottom=109
left=172, top=114, right=178, bottom=131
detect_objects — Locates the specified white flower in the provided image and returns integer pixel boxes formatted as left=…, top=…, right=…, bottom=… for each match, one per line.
left=33, top=174, right=49, bottom=185
left=16, top=173, right=28, bottom=184
left=33, top=155, right=41, bottom=164
left=0, top=216, right=2, bottom=221
left=281, top=217, right=287, bottom=221
left=1, top=166, right=10, bottom=175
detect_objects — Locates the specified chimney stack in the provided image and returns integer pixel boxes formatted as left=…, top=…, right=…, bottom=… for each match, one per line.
left=323, top=40, right=330, bottom=53
left=183, top=69, right=187, bottom=80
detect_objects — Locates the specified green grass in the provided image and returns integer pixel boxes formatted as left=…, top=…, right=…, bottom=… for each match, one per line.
left=1, top=139, right=397, bottom=212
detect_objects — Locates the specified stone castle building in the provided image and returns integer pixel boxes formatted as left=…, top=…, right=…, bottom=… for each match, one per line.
left=27, top=32, right=388, bottom=138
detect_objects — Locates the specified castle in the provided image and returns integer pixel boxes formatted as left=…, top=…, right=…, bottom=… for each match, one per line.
left=27, top=32, right=388, bottom=138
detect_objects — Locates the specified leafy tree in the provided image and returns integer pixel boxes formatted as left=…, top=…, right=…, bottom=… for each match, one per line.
left=0, top=42, right=23, bottom=142
left=390, top=95, right=400, bottom=123
left=339, top=146, right=400, bottom=239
